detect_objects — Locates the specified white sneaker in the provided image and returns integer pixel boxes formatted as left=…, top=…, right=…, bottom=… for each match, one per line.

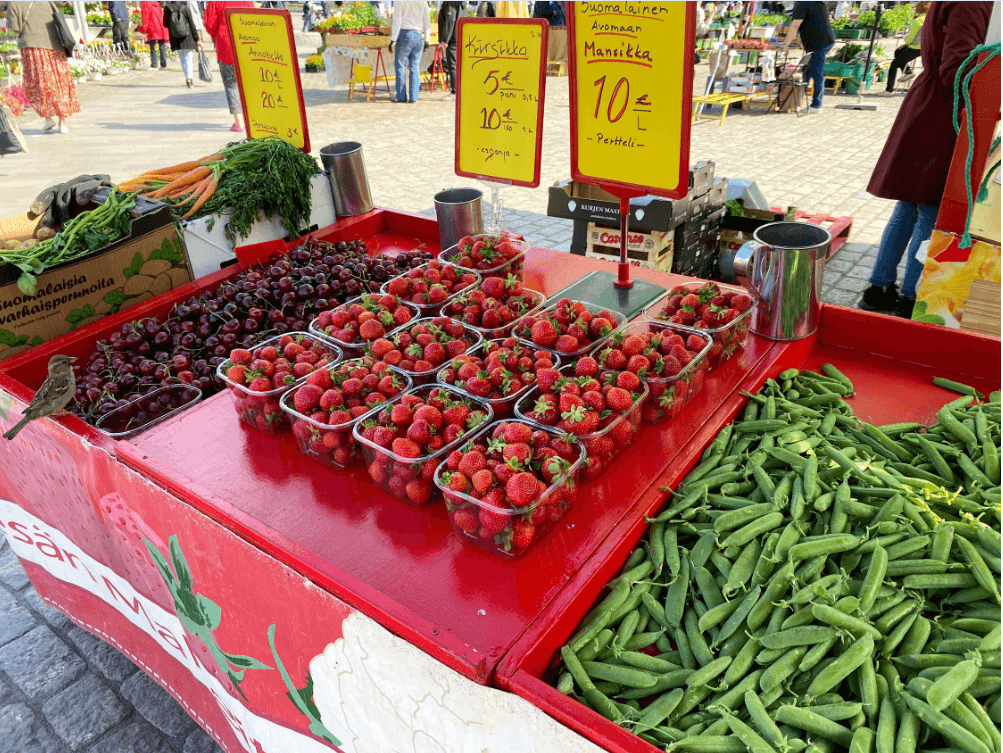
left=443, top=93, right=455, bottom=101
left=58, top=125, right=69, bottom=134
left=807, top=106, right=822, bottom=114
left=146, top=65, right=157, bottom=71
left=43, top=118, right=56, bottom=131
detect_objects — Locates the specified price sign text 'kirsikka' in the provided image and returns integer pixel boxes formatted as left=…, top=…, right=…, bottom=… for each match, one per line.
left=569, top=2, right=693, bottom=198
left=226, top=8, right=310, bottom=151
left=455, top=18, right=548, bottom=188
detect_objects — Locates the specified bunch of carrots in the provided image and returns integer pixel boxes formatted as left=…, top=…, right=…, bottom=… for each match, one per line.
left=117, top=154, right=224, bottom=220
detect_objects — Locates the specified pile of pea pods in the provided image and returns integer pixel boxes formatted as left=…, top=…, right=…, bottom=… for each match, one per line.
left=557, top=366, right=1002, bottom=753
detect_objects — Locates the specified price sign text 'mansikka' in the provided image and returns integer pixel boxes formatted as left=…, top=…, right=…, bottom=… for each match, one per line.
left=568, top=2, right=694, bottom=199
left=455, top=18, right=548, bottom=188
left=226, top=8, right=311, bottom=151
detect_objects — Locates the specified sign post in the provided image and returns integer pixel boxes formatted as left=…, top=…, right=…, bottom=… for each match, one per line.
left=455, top=18, right=548, bottom=230
left=226, top=8, right=311, bottom=151
left=568, top=2, right=695, bottom=288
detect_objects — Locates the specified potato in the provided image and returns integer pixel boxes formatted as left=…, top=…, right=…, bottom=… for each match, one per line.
left=138, top=258, right=172, bottom=277
left=17, top=239, right=38, bottom=249
left=150, top=272, right=172, bottom=297
left=122, top=274, right=153, bottom=297
left=166, top=267, right=190, bottom=288
left=4, top=239, right=19, bottom=250
left=121, top=291, right=153, bottom=309
left=34, top=226, right=56, bottom=241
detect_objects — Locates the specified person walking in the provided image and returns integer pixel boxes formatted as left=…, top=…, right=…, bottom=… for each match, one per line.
left=859, top=1, right=992, bottom=318
left=438, top=0, right=462, bottom=100
left=107, top=1, right=130, bottom=53
left=532, top=1, right=564, bottom=25
left=783, top=2, right=835, bottom=113
left=137, top=0, right=169, bottom=70
left=5, top=1, right=80, bottom=134
left=302, top=0, right=316, bottom=32
left=885, top=1, right=929, bottom=92
left=389, top=1, right=430, bottom=103
left=203, top=0, right=253, bottom=132
left=163, top=1, right=202, bottom=88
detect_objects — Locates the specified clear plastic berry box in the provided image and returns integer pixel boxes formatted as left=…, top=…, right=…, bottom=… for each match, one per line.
left=435, top=339, right=561, bottom=418
left=378, top=260, right=481, bottom=316
left=514, top=364, right=649, bottom=482
left=215, top=331, right=343, bottom=434
left=588, top=320, right=712, bottom=425
left=437, top=232, right=529, bottom=282
left=380, top=318, right=484, bottom=386
left=352, top=384, right=494, bottom=507
left=439, top=287, right=547, bottom=341
left=95, top=382, right=202, bottom=439
left=433, top=420, right=586, bottom=559
left=279, top=361, right=413, bottom=470
left=512, top=299, right=627, bottom=360
left=643, top=281, right=757, bottom=367
left=307, top=293, right=420, bottom=354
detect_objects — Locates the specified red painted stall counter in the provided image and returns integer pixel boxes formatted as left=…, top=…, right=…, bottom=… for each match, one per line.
left=494, top=305, right=1001, bottom=753
left=110, top=250, right=775, bottom=685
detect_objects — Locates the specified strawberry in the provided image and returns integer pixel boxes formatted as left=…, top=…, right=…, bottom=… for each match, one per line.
left=530, top=319, right=558, bottom=347
left=452, top=508, right=479, bottom=534
left=293, top=384, right=323, bottom=414
left=511, top=520, right=535, bottom=549
left=405, top=479, right=433, bottom=505
left=472, top=469, right=495, bottom=495
left=605, top=386, right=632, bottom=412
left=506, top=472, right=539, bottom=507
left=686, top=334, right=707, bottom=353
left=392, top=437, right=421, bottom=458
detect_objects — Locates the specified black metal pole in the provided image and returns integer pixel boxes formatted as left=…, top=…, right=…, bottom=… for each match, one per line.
left=856, top=4, right=882, bottom=103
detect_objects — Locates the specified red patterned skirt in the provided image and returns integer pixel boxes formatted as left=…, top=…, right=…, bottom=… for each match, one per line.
left=22, top=47, right=81, bottom=119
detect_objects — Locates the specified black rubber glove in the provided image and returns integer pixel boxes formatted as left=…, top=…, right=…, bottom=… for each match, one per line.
left=28, top=174, right=111, bottom=230
left=388, top=40, right=394, bottom=53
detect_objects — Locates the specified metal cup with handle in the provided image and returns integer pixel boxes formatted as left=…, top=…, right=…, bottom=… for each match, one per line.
left=733, top=222, right=831, bottom=341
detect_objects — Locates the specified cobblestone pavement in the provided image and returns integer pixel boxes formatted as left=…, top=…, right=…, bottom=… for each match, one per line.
left=1, top=31, right=909, bottom=752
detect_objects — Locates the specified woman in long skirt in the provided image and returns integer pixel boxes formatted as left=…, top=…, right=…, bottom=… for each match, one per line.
left=5, top=2, right=81, bottom=134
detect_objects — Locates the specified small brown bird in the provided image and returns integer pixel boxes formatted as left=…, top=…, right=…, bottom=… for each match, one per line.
left=3, top=354, right=77, bottom=440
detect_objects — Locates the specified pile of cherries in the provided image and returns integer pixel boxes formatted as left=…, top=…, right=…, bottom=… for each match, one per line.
left=70, top=238, right=431, bottom=430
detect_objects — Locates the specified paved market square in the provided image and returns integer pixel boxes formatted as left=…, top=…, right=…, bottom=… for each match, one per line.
left=1, top=24, right=923, bottom=753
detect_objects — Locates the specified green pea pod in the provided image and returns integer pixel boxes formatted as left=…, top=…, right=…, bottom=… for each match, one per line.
left=902, top=692, right=991, bottom=753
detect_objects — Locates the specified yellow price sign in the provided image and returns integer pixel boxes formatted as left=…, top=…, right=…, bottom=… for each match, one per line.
left=455, top=18, right=548, bottom=188
left=226, top=8, right=310, bottom=151
left=568, top=2, right=694, bottom=198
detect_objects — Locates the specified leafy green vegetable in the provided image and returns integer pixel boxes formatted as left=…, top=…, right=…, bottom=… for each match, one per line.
left=725, top=199, right=745, bottom=218
left=1, top=188, right=136, bottom=296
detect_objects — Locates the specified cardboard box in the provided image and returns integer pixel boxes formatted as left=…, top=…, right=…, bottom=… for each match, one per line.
left=707, top=177, right=729, bottom=209
left=586, top=223, right=674, bottom=271
left=548, top=180, right=686, bottom=232
left=689, top=161, right=715, bottom=196
left=0, top=195, right=192, bottom=360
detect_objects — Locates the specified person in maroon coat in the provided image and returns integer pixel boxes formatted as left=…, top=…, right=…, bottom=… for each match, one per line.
left=860, top=1, right=993, bottom=318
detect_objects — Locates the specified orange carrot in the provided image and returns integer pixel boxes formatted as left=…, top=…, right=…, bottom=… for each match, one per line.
left=148, top=166, right=212, bottom=199
left=170, top=175, right=212, bottom=204
left=180, top=179, right=217, bottom=219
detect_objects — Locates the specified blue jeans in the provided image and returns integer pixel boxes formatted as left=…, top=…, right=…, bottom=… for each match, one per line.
left=805, top=44, right=833, bottom=108
left=395, top=29, right=423, bottom=102
left=868, top=201, right=939, bottom=299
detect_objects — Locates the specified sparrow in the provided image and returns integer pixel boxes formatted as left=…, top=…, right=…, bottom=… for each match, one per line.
left=3, top=354, right=77, bottom=440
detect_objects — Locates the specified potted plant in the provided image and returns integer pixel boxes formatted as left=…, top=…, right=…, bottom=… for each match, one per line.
left=304, top=54, right=324, bottom=72
left=69, top=57, right=88, bottom=82
left=87, top=58, right=105, bottom=80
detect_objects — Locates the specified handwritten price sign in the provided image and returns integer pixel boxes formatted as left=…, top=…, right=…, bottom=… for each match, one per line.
left=226, top=8, right=310, bottom=151
left=455, top=18, right=548, bottom=188
left=568, top=2, right=694, bottom=198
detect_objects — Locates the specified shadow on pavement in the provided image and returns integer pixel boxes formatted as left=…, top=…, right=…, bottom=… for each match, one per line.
left=156, top=93, right=229, bottom=109
left=97, top=122, right=227, bottom=132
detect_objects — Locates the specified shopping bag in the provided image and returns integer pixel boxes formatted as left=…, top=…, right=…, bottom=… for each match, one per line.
left=198, top=50, right=213, bottom=83
left=0, top=103, right=27, bottom=157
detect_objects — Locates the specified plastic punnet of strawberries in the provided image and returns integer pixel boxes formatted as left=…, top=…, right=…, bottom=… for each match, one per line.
left=366, top=316, right=481, bottom=382
left=436, top=419, right=585, bottom=557
left=650, top=282, right=755, bottom=363
left=381, top=260, right=479, bottom=310
left=512, top=298, right=623, bottom=356
left=438, top=274, right=544, bottom=338
left=218, top=332, right=342, bottom=433
left=437, top=337, right=559, bottom=416
left=353, top=385, right=492, bottom=506
left=439, top=232, right=527, bottom=280
left=281, top=357, right=411, bottom=469
left=515, top=364, right=648, bottom=481
left=591, top=324, right=711, bottom=424
left=309, top=293, right=417, bottom=349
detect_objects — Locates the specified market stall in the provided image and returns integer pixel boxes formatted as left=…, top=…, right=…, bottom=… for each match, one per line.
left=1, top=5, right=1000, bottom=753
